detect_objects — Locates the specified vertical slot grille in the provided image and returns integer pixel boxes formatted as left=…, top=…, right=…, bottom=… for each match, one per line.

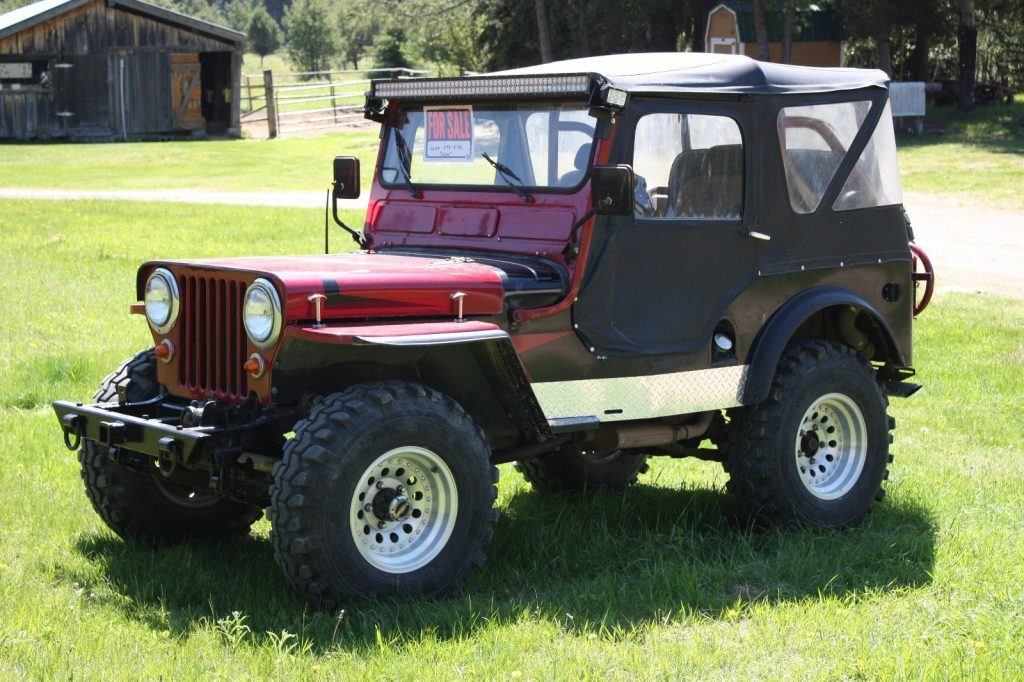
left=178, top=274, right=250, bottom=400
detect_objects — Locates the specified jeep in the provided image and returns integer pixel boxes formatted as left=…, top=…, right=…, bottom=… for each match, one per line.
left=54, top=53, right=935, bottom=607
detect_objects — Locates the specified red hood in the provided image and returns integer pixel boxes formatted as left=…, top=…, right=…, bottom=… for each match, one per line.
left=146, top=252, right=505, bottom=321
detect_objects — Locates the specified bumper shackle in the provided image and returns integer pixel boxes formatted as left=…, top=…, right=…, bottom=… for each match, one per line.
left=61, top=413, right=83, bottom=450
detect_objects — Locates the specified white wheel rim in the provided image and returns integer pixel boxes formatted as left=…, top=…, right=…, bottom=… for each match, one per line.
left=349, top=446, right=458, bottom=574
left=794, top=392, right=868, bottom=500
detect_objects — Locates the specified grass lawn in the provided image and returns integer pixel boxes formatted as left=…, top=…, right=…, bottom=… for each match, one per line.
left=1, top=198, right=1023, bottom=677
left=0, top=131, right=381, bottom=194
left=899, top=96, right=1024, bottom=208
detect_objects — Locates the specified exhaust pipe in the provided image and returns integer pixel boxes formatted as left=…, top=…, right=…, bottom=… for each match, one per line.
left=589, top=412, right=715, bottom=450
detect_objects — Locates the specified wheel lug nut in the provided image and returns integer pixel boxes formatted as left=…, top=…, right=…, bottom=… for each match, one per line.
left=377, top=521, right=386, bottom=529
left=364, top=503, right=372, bottom=512
left=375, top=481, right=384, bottom=489
left=396, top=485, right=404, bottom=493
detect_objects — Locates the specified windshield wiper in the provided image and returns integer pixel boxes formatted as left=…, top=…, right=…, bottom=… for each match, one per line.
left=482, top=152, right=534, bottom=203
left=390, top=131, right=422, bottom=199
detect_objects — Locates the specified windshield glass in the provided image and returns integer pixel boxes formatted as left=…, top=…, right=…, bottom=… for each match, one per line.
left=381, top=103, right=598, bottom=190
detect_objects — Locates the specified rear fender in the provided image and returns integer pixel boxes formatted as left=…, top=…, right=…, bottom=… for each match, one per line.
left=743, top=285, right=908, bottom=405
left=273, top=321, right=551, bottom=448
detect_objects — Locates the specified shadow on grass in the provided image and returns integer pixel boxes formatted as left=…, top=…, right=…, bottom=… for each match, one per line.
left=60, top=482, right=936, bottom=653
left=896, top=100, right=1024, bottom=154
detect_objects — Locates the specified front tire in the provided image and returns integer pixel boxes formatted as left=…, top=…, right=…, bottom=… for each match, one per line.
left=722, top=341, right=894, bottom=528
left=269, top=381, right=498, bottom=607
left=79, top=350, right=263, bottom=542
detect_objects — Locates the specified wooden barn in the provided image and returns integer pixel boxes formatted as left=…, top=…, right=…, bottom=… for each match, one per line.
left=0, top=0, right=244, bottom=140
left=704, top=2, right=844, bottom=67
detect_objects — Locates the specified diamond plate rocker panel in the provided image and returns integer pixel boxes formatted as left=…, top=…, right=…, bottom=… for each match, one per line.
left=531, top=365, right=749, bottom=422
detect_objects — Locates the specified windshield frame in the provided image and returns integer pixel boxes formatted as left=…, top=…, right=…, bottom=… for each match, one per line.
left=377, top=102, right=600, bottom=196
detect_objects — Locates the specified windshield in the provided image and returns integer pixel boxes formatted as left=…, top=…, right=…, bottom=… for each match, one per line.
left=380, top=103, right=598, bottom=190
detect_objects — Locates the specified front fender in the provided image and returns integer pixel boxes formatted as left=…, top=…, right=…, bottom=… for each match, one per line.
left=272, top=320, right=551, bottom=446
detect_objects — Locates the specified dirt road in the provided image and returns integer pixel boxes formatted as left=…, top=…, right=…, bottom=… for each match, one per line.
left=902, top=191, right=1023, bottom=300
left=2, top=187, right=1019, bottom=299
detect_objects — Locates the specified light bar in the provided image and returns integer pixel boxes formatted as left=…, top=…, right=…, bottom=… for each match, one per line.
left=371, top=74, right=595, bottom=101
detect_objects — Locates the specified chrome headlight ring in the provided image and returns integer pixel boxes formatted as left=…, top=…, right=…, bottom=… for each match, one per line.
left=243, top=278, right=283, bottom=349
left=144, top=267, right=179, bottom=334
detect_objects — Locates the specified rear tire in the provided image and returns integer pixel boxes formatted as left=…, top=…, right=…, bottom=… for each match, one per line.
left=269, top=381, right=498, bottom=607
left=721, top=340, right=893, bottom=528
left=516, top=445, right=649, bottom=494
left=79, top=350, right=262, bottom=543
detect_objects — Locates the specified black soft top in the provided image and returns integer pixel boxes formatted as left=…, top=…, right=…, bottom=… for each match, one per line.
left=491, top=52, right=888, bottom=96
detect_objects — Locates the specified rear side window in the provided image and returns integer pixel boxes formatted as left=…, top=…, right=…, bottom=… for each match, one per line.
left=777, top=101, right=870, bottom=213
left=834, top=101, right=903, bottom=211
left=632, top=113, right=743, bottom=220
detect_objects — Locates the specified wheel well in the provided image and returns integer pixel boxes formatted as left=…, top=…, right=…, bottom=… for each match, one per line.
left=742, top=286, right=907, bottom=405
left=790, top=304, right=903, bottom=366
left=272, top=337, right=549, bottom=450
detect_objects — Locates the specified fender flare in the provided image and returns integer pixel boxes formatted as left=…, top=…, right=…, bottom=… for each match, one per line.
left=272, top=321, right=553, bottom=445
left=742, top=285, right=907, bottom=405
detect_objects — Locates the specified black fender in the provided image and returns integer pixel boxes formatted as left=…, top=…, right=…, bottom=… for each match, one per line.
left=272, top=326, right=552, bottom=448
left=742, top=285, right=907, bottom=405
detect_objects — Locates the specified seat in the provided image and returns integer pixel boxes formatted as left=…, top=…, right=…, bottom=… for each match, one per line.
left=673, top=144, right=743, bottom=219
left=557, top=144, right=592, bottom=188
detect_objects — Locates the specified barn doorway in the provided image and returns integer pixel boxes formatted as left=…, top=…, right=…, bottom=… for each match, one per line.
left=200, top=52, right=232, bottom=134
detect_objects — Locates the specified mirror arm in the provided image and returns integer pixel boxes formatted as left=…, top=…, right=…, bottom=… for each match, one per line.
left=331, top=183, right=369, bottom=249
left=562, top=198, right=612, bottom=260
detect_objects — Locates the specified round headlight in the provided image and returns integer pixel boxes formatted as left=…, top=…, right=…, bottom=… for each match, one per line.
left=144, top=268, right=178, bottom=333
left=243, top=278, right=282, bottom=348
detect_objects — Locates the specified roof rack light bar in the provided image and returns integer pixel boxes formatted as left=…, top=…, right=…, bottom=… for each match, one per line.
left=370, top=74, right=596, bottom=101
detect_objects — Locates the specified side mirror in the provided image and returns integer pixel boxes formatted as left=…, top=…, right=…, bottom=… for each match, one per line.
left=590, top=164, right=635, bottom=215
left=333, top=156, right=360, bottom=199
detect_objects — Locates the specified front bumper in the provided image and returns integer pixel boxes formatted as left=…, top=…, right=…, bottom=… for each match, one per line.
left=54, top=397, right=215, bottom=467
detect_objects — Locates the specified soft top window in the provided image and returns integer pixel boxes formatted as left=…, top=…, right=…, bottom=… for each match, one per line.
left=834, top=101, right=903, bottom=211
left=777, top=101, right=870, bottom=214
left=381, top=103, right=597, bottom=190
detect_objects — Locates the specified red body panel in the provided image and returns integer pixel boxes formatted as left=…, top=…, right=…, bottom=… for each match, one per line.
left=286, top=319, right=502, bottom=344
left=364, top=138, right=607, bottom=267
left=148, top=253, right=505, bottom=322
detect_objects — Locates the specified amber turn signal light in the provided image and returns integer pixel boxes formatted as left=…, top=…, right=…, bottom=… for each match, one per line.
left=154, top=339, right=174, bottom=363
left=243, top=353, right=265, bottom=378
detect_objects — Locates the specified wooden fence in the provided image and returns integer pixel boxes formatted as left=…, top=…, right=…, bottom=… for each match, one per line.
left=240, top=67, right=433, bottom=137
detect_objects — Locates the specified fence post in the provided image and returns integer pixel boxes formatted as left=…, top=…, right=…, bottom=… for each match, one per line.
left=329, top=73, right=337, bottom=124
left=264, top=69, right=278, bottom=139
left=244, top=75, right=252, bottom=113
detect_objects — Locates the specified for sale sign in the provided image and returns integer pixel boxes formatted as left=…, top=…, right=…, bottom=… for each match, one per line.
left=423, top=106, right=474, bottom=162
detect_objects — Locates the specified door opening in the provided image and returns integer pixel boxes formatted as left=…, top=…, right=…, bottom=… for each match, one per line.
left=199, top=51, right=232, bottom=134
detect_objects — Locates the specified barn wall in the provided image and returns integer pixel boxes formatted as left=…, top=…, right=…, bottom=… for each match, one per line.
left=741, top=41, right=841, bottom=67
left=0, top=0, right=240, bottom=139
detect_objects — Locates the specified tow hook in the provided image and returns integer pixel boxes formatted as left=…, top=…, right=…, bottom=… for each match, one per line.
left=60, top=413, right=83, bottom=450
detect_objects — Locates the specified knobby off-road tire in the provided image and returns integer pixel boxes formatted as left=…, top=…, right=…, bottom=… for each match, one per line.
left=722, top=340, right=894, bottom=528
left=269, top=381, right=498, bottom=607
left=516, top=446, right=650, bottom=494
left=79, top=349, right=262, bottom=542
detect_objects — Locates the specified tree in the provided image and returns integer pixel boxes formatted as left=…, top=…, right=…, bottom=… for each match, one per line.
left=534, top=0, right=553, bottom=62
left=957, top=0, right=977, bottom=110
left=248, top=7, right=281, bottom=67
left=405, top=0, right=496, bottom=74
left=337, top=0, right=382, bottom=70
left=753, top=0, right=770, bottom=60
left=782, top=0, right=795, bottom=64
left=372, top=29, right=411, bottom=70
left=283, top=0, right=338, bottom=74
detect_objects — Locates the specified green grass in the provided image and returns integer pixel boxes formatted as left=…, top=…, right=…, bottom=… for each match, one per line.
left=0, top=131, right=381, bottom=194
left=898, top=96, right=1024, bottom=208
left=1, top=198, right=1023, bottom=677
